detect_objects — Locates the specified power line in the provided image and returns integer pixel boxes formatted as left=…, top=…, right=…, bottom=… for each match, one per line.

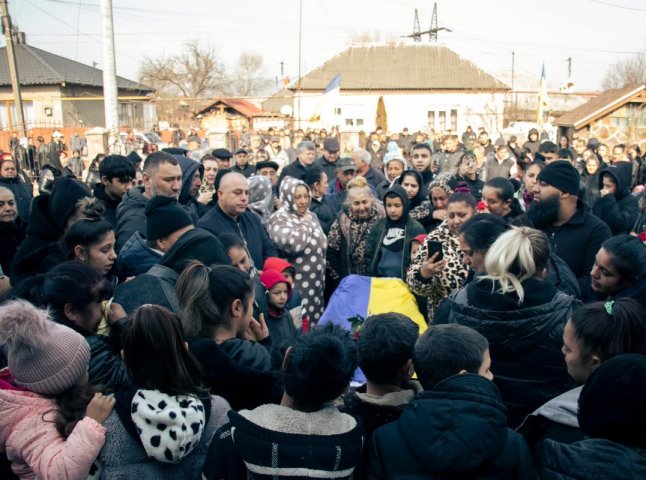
left=589, top=0, right=646, bottom=12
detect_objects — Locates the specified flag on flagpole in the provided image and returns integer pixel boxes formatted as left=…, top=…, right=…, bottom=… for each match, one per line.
left=537, top=63, right=549, bottom=128
left=309, top=74, right=341, bottom=122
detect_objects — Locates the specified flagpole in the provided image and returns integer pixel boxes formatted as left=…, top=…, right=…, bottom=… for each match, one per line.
left=297, top=0, right=302, bottom=130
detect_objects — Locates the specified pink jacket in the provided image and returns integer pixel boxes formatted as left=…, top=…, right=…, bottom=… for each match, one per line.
left=0, top=374, right=106, bottom=480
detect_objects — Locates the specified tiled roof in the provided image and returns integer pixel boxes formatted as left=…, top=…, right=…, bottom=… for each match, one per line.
left=555, top=84, right=645, bottom=128
left=291, top=43, right=510, bottom=91
left=197, top=98, right=263, bottom=118
left=0, top=44, right=153, bottom=92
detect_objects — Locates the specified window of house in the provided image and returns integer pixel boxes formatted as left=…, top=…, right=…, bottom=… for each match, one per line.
left=439, top=111, right=446, bottom=130
left=334, top=107, right=342, bottom=115
left=0, top=103, right=7, bottom=130
left=8, top=101, right=35, bottom=129
left=345, top=118, right=354, bottom=126
left=428, top=111, right=435, bottom=130
left=356, top=118, right=364, bottom=126
left=450, top=109, right=458, bottom=132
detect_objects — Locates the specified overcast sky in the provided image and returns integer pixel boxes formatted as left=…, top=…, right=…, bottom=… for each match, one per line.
left=4, top=0, right=645, bottom=93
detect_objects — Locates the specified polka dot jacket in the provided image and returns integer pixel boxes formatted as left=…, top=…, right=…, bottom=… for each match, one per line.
left=268, top=176, right=328, bottom=322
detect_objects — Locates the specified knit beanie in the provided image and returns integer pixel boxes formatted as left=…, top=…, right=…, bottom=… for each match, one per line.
left=537, top=160, right=580, bottom=195
left=0, top=300, right=90, bottom=396
left=578, top=354, right=646, bottom=449
left=48, top=177, right=91, bottom=232
left=260, top=269, right=291, bottom=295
left=145, top=195, right=193, bottom=241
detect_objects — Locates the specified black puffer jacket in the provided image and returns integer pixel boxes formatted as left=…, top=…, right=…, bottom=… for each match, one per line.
left=189, top=338, right=282, bottom=411
left=368, top=374, right=537, bottom=479
left=539, top=437, right=646, bottom=479
left=592, top=165, right=639, bottom=234
left=435, top=277, right=577, bottom=427
left=54, top=314, right=131, bottom=391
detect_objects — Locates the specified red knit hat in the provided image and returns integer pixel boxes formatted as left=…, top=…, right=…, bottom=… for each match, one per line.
left=260, top=270, right=292, bottom=295
left=263, top=257, right=294, bottom=274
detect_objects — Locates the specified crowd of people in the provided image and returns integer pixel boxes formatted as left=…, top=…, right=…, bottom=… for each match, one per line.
left=0, top=124, right=645, bottom=479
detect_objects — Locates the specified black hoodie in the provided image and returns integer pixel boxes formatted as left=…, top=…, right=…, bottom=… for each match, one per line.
left=176, top=155, right=204, bottom=223
left=396, top=170, right=425, bottom=210
left=365, top=184, right=425, bottom=279
left=592, top=165, right=639, bottom=235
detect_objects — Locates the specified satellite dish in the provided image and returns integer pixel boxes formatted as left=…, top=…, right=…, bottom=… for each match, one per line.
left=280, top=105, right=293, bottom=116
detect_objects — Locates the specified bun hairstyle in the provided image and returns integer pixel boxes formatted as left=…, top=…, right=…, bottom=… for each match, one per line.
left=76, top=196, right=106, bottom=220
left=344, top=176, right=374, bottom=207
left=481, top=226, right=550, bottom=303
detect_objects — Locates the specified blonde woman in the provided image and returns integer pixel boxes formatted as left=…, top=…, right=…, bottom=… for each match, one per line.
left=326, top=176, right=384, bottom=282
left=434, top=226, right=578, bottom=427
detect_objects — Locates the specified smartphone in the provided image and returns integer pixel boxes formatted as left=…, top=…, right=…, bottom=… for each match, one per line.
left=426, top=240, right=444, bottom=261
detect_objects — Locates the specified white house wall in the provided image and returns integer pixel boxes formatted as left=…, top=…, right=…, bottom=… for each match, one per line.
left=294, top=91, right=505, bottom=135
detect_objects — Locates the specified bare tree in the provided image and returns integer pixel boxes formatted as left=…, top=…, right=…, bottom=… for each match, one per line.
left=601, top=53, right=646, bottom=90
left=231, top=52, right=273, bottom=96
left=139, top=40, right=228, bottom=112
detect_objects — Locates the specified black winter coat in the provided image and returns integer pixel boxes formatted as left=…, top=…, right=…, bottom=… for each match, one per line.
left=309, top=196, right=335, bottom=235
left=0, top=219, right=25, bottom=275
left=368, top=374, right=537, bottom=480
left=115, top=186, right=148, bottom=252
left=540, top=201, right=611, bottom=293
left=539, top=437, right=646, bottom=479
left=434, top=278, right=577, bottom=428
left=592, top=165, right=639, bottom=234
left=10, top=195, right=66, bottom=283
left=189, top=338, right=282, bottom=411
left=197, top=204, right=277, bottom=270
left=0, top=176, right=32, bottom=222
left=92, top=182, right=121, bottom=228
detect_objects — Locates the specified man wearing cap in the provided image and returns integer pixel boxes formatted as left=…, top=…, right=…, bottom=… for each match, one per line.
left=232, top=148, right=256, bottom=178
left=326, top=157, right=357, bottom=216
left=255, top=160, right=280, bottom=205
left=278, top=141, right=316, bottom=186
left=197, top=172, right=277, bottom=270
left=314, top=138, right=341, bottom=181
left=352, top=147, right=386, bottom=190
left=265, top=136, right=290, bottom=172
left=528, top=160, right=611, bottom=292
left=212, top=148, right=233, bottom=170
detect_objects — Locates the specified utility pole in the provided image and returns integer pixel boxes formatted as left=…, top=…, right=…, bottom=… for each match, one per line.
left=567, top=57, right=572, bottom=78
left=1, top=0, right=26, bottom=138
left=297, top=0, right=302, bottom=129
left=412, top=9, right=421, bottom=42
left=100, top=0, right=119, bottom=152
left=280, top=61, right=284, bottom=79
left=512, top=51, right=518, bottom=121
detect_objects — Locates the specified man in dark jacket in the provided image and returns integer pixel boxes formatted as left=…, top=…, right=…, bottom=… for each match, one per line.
left=522, top=128, right=541, bottom=156
left=115, top=151, right=182, bottom=251
left=114, top=227, right=228, bottom=314
left=197, top=172, right=277, bottom=271
left=325, top=157, right=357, bottom=217
left=231, top=148, right=256, bottom=178
left=369, top=324, right=536, bottom=479
left=592, top=165, right=639, bottom=235
left=314, top=138, right=341, bottom=181
left=278, top=140, right=316, bottom=185
left=527, top=160, right=611, bottom=292
left=93, top=155, right=135, bottom=227
left=353, top=147, right=386, bottom=190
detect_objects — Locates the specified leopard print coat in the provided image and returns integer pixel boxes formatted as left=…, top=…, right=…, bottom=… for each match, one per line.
left=406, top=221, right=468, bottom=323
left=327, top=203, right=385, bottom=280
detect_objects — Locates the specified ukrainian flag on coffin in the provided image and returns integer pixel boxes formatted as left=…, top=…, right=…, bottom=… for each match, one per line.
left=319, top=275, right=427, bottom=334
left=319, top=275, right=426, bottom=384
